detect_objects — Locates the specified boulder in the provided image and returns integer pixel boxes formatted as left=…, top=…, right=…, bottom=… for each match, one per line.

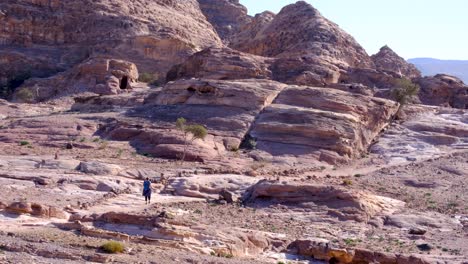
left=289, top=238, right=353, bottom=263
left=416, top=74, right=468, bottom=108
left=79, top=161, right=122, bottom=176
left=168, top=174, right=258, bottom=199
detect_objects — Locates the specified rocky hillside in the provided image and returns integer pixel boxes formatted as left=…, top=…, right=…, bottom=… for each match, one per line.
left=0, top=0, right=222, bottom=93
left=0, top=1, right=467, bottom=263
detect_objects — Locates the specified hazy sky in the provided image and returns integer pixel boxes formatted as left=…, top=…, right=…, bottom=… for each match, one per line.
left=239, top=0, right=468, bottom=60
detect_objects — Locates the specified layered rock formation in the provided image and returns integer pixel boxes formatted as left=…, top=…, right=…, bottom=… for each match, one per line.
left=243, top=180, right=404, bottom=222
left=416, top=74, right=468, bottom=108
left=102, top=79, right=287, bottom=161
left=0, top=0, right=222, bottom=92
left=230, top=1, right=374, bottom=85
left=15, top=58, right=139, bottom=102
left=250, top=86, right=399, bottom=163
left=166, top=47, right=273, bottom=81
left=371, top=45, right=421, bottom=79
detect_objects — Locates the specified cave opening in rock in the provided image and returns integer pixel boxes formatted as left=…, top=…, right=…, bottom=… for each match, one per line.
left=120, top=76, right=129, bottom=89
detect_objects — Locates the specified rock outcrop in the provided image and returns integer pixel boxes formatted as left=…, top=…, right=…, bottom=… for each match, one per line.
left=102, top=79, right=287, bottom=161
left=290, top=238, right=434, bottom=264
left=0, top=0, right=222, bottom=93
left=5, top=202, right=68, bottom=219
left=166, top=47, right=273, bottom=82
left=15, top=58, right=139, bottom=102
left=230, top=1, right=374, bottom=86
left=371, top=45, right=421, bottom=79
left=243, top=180, right=404, bottom=222
left=250, top=86, right=399, bottom=163
left=416, top=74, right=468, bottom=108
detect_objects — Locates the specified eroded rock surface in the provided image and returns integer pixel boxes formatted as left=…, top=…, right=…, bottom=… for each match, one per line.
left=371, top=45, right=421, bottom=79
left=0, top=0, right=222, bottom=88
left=416, top=74, right=468, bottom=109
left=251, top=86, right=399, bottom=163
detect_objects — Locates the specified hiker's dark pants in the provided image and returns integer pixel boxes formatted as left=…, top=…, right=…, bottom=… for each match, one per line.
left=143, top=189, right=151, bottom=202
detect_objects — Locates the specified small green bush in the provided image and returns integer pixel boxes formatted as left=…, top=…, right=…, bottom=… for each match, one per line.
left=139, top=72, right=154, bottom=83
left=392, top=78, right=420, bottom=105
left=101, top=241, right=124, bottom=254
left=16, top=89, right=35, bottom=102
left=19, top=141, right=30, bottom=146
left=229, top=146, right=240, bottom=152
left=240, top=134, right=257, bottom=150
left=342, top=179, right=353, bottom=186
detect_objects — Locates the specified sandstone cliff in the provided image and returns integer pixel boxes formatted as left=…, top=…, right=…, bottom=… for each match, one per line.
left=0, top=0, right=222, bottom=89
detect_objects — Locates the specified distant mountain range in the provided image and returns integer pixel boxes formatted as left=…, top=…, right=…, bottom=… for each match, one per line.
left=408, top=58, right=468, bottom=83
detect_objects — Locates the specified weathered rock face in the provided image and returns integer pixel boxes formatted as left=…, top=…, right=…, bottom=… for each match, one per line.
left=14, top=58, right=139, bottom=102
left=197, top=0, right=252, bottom=43
left=250, top=86, right=399, bottom=163
left=290, top=238, right=434, bottom=264
left=5, top=202, right=68, bottom=219
left=0, top=0, right=222, bottom=92
left=339, top=68, right=401, bottom=89
left=167, top=47, right=357, bottom=88
left=416, top=74, right=468, bottom=108
left=230, top=11, right=275, bottom=47
left=243, top=180, right=405, bottom=222
left=166, top=47, right=273, bottom=82
left=230, top=1, right=373, bottom=86
left=102, top=79, right=287, bottom=161
left=371, top=45, right=421, bottom=79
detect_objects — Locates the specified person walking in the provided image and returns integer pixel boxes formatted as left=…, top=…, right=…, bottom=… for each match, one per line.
left=142, top=178, right=152, bottom=204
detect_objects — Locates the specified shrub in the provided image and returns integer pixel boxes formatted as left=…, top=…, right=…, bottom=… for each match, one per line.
left=138, top=72, right=154, bottom=83
left=240, top=134, right=257, bottom=150
left=229, top=146, right=240, bottom=152
left=0, top=71, right=32, bottom=99
left=391, top=78, right=420, bottom=119
left=15, top=88, right=35, bottom=102
left=392, top=78, right=420, bottom=105
left=138, top=72, right=159, bottom=86
left=101, top=241, right=124, bottom=254
left=19, top=141, right=30, bottom=146
left=342, top=179, right=353, bottom=186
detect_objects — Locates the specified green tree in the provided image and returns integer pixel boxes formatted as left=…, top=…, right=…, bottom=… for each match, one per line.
left=391, top=78, right=420, bottom=117
left=175, top=117, right=207, bottom=162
